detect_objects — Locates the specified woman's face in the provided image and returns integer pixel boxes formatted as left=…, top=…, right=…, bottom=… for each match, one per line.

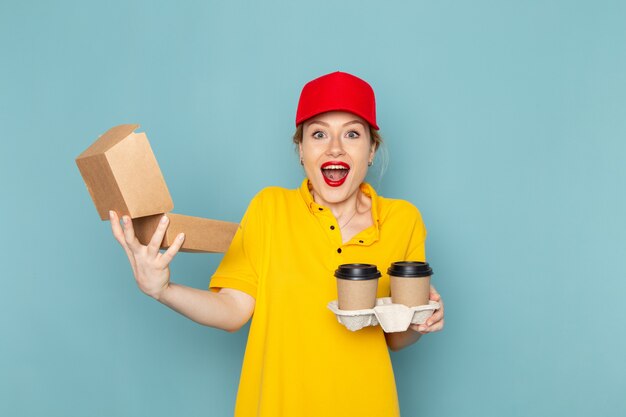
left=299, top=111, right=375, bottom=206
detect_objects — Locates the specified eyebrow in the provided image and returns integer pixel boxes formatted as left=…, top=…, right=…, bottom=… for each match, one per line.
left=307, top=119, right=366, bottom=128
left=343, top=119, right=366, bottom=128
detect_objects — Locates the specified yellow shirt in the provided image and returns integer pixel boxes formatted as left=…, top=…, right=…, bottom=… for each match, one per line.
left=210, top=179, right=427, bottom=417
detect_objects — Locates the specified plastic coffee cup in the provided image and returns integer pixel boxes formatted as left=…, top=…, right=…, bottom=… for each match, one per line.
left=335, top=264, right=381, bottom=310
left=388, top=261, right=433, bottom=307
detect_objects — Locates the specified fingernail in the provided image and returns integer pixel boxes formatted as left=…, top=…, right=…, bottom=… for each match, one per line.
left=178, top=233, right=185, bottom=241
left=109, top=210, right=115, bottom=219
left=160, top=215, right=168, bottom=224
left=426, top=321, right=432, bottom=326
left=123, top=216, right=129, bottom=225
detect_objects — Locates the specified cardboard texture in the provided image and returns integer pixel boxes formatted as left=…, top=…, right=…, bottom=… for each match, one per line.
left=76, top=124, right=239, bottom=253
left=76, top=124, right=174, bottom=220
left=390, top=275, right=431, bottom=307
left=336, top=278, right=379, bottom=310
left=133, top=213, right=238, bottom=253
left=327, top=298, right=440, bottom=332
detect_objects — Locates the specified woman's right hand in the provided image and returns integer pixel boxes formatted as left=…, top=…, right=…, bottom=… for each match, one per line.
left=109, top=211, right=185, bottom=300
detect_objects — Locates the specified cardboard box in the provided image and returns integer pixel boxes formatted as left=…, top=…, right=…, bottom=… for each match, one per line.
left=76, top=124, right=239, bottom=253
left=76, top=124, right=174, bottom=220
left=133, top=213, right=238, bottom=253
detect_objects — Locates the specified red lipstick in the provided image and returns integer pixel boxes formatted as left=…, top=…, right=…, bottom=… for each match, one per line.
left=321, top=161, right=350, bottom=187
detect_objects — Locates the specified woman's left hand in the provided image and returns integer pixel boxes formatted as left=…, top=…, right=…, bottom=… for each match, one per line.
left=410, top=284, right=444, bottom=334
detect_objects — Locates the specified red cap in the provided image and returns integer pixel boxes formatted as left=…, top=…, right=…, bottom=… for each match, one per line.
left=295, top=71, right=379, bottom=130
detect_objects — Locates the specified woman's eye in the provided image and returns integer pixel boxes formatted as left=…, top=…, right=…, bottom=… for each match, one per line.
left=346, top=130, right=360, bottom=139
left=312, top=131, right=325, bottom=139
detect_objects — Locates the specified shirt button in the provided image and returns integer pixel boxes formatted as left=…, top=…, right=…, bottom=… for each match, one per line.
left=318, top=207, right=324, bottom=211
left=359, top=240, right=364, bottom=243
left=337, top=248, right=342, bottom=254
left=330, top=225, right=335, bottom=230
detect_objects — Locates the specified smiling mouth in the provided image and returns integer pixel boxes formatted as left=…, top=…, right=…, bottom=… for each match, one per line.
left=321, top=162, right=350, bottom=187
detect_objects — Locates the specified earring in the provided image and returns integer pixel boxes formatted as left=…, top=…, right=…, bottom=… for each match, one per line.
left=300, top=157, right=304, bottom=166
left=368, top=160, right=373, bottom=167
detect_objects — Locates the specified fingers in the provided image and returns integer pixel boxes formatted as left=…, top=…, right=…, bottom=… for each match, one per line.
left=110, top=211, right=134, bottom=256
left=147, top=215, right=169, bottom=255
left=412, top=285, right=445, bottom=334
left=426, top=308, right=444, bottom=328
left=409, top=324, right=429, bottom=334
left=430, top=294, right=444, bottom=313
left=109, top=211, right=127, bottom=247
left=119, top=214, right=142, bottom=252
left=428, top=283, right=444, bottom=320
left=429, top=284, right=440, bottom=300
left=109, top=211, right=139, bottom=273
left=426, top=318, right=444, bottom=333
left=158, top=232, right=185, bottom=267
left=411, top=312, right=445, bottom=334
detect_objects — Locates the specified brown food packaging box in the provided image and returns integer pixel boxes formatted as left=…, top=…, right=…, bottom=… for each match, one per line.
left=75, top=124, right=174, bottom=220
left=76, top=124, right=239, bottom=253
left=133, top=213, right=238, bottom=253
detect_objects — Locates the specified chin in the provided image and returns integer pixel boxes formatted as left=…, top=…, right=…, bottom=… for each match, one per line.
left=315, top=181, right=358, bottom=203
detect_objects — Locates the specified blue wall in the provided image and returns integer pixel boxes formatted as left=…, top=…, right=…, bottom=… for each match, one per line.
left=1, top=1, right=625, bottom=416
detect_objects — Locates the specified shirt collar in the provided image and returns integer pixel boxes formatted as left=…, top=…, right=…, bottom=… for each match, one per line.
left=298, top=178, right=381, bottom=226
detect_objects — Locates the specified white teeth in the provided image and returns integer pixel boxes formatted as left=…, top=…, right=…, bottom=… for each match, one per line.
left=323, top=165, right=348, bottom=170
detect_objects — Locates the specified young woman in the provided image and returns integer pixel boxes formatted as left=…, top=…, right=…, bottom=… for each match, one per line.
left=110, top=71, right=444, bottom=417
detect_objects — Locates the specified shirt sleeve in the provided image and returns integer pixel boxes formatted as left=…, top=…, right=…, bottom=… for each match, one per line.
left=404, top=204, right=427, bottom=262
left=209, top=191, right=265, bottom=299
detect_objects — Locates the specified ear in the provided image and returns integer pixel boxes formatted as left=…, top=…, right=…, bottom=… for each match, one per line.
left=298, top=141, right=303, bottom=159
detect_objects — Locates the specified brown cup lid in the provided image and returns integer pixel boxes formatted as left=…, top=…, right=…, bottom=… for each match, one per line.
left=335, top=264, right=381, bottom=281
left=387, top=261, right=433, bottom=277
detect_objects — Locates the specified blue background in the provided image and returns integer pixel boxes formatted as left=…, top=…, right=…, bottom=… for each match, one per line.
left=1, top=1, right=625, bottom=416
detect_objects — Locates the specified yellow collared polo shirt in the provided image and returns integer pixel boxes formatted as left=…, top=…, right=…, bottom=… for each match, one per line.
left=210, top=179, right=427, bottom=417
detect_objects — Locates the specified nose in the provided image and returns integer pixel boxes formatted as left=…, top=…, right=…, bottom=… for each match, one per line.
left=326, top=134, right=345, bottom=157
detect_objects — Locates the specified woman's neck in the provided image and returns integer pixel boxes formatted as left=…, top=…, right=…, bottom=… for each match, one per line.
left=311, top=189, right=360, bottom=220
left=311, top=188, right=373, bottom=243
